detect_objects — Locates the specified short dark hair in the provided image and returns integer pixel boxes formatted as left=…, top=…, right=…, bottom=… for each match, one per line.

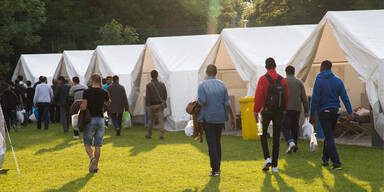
left=41, top=76, right=47, bottom=83
left=17, top=75, right=23, bottom=81
left=72, top=77, right=80, bottom=84
left=102, top=78, right=106, bottom=84
left=58, top=76, right=65, bottom=82
left=39, top=76, right=44, bottom=82
left=206, top=64, right=217, bottom=76
left=151, top=70, right=158, bottom=79
left=285, top=65, right=295, bottom=75
left=26, top=81, right=32, bottom=86
left=106, top=76, right=112, bottom=80
left=265, top=57, right=277, bottom=70
left=112, top=75, right=119, bottom=82
left=321, top=60, right=332, bottom=71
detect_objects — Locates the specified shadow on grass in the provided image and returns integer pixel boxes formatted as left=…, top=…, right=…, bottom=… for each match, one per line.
left=201, top=177, right=220, bottom=192
left=44, top=173, right=93, bottom=192
left=261, top=172, right=296, bottom=192
left=34, top=138, right=81, bottom=155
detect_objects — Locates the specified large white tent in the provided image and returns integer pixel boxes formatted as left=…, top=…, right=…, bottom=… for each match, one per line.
left=136, top=34, right=221, bottom=131
left=54, top=50, right=94, bottom=84
left=84, top=45, right=145, bottom=113
left=12, top=54, right=62, bottom=85
left=288, top=10, right=384, bottom=145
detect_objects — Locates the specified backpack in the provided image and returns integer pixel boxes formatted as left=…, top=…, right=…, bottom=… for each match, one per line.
left=264, top=74, right=286, bottom=111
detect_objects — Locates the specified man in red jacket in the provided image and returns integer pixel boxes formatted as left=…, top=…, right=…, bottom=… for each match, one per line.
left=254, top=57, right=289, bottom=173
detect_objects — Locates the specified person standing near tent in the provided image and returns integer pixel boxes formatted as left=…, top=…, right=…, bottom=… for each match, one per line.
left=34, top=76, right=54, bottom=130
left=80, top=74, right=110, bottom=173
left=69, top=76, right=87, bottom=139
left=254, top=58, right=289, bottom=173
left=54, top=76, right=70, bottom=133
left=310, top=60, right=354, bottom=170
left=198, top=64, right=235, bottom=177
left=282, top=66, right=309, bottom=154
left=107, top=75, right=129, bottom=136
left=145, top=70, right=168, bottom=139
left=25, top=81, right=34, bottom=119
left=103, top=76, right=112, bottom=90
left=0, top=82, right=19, bottom=132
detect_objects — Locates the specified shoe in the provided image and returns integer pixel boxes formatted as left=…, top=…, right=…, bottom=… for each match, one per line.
left=93, top=168, right=99, bottom=173
left=322, top=161, right=329, bottom=167
left=293, top=146, right=299, bottom=153
left=286, top=142, right=297, bottom=154
left=262, top=158, right=272, bottom=171
left=160, top=136, right=164, bottom=140
left=332, top=164, right=342, bottom=170
left=272, top=167, right=279, bottom=173
left=209, top=171, right=220, bottom=177
left=116, top=129, right=121, bottom=136
left=73, top=136, right=80, bottom=140
left=89, top=158, right=97, bottom=173
left=145, top=135, right=152, bottom=139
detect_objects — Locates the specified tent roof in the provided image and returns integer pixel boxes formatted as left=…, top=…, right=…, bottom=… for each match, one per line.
left=62, top=50, right=94, bottom=77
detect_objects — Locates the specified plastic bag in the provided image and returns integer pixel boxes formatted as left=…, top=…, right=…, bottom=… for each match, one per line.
left=16, top=110, right=24, bottom=123
left=123, top=111, right=132, bottom=128
left=33, top=107, right=39, bottom=120
left=310, top=133, right=318, bottom=152
left=302, top=117, right=313, bottom=139
left=71, top=110, right=80, bottom=130
left=185, top=120, right=194, bottom=137
left=29, top=113, right=37, bottom=121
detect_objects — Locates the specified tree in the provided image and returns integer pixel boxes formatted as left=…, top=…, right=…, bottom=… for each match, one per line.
left=95, top=19, right=139, bottom=45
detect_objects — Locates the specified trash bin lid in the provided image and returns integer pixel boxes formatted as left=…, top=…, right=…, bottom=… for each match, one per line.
left=238, top=96, right=255, bottom=103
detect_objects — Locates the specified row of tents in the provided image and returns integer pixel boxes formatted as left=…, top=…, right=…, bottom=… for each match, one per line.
left=11, top=10, right=384, bottom=144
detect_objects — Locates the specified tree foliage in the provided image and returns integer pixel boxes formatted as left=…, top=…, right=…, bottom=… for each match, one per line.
left=95, top=19, right=139, bottom=45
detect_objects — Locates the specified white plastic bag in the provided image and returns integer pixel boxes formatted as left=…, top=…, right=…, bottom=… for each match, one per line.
left=310, top=133, right=318, bottom=152
left=71, top=110, right=80, bottom=130
left=29, top=113, right=37, bottom=122
left=302, top=117, right=313, bottom=139
left=16, top=110, right=24, bottom=123
left=185, top=120, right=194, bottom=137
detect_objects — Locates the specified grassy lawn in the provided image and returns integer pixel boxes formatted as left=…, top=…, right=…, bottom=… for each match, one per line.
left=0, top=123, right=383, bottom=192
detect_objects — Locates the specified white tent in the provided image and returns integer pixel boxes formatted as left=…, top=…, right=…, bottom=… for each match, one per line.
left=84, top=45, right=145, bottom=113
left=137, top=34, right=221, bottom=131
left=289, top=10, right=384, bottom=144
left=54, top=50, right=94, bottom=84
left=0, top=106, right=6, bottom=169
left=218, top=25, right=316, bottom=96
left=12, top=54, right=62, bottom=85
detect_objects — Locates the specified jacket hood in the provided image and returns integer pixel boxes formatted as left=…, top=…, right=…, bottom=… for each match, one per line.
left=317, top=70, right=334, bottom=80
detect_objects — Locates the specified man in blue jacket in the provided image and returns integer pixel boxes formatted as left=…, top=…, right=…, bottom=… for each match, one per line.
left=310, top=60, right=354, bottom=170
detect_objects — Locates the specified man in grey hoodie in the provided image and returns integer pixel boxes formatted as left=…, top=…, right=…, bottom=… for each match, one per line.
left=283, top=66, right=309, bottom=154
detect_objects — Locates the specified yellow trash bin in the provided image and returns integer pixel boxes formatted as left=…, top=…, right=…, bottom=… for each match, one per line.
left=238, top=96, right=259, bottom=140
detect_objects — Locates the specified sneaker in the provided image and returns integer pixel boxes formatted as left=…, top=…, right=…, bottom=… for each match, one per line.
left=293, top=146, right=299, bottom=153
left=322, top=161, right=329, bottom=167
left=160, top=136, right=164, bottom=140
left=89, top=158, right=97, bottom=173
left=332, top=164, right=342, bottom=170
left=73, top=136, right=80, bottom=140
left=116, top=129, right=121, bottom=136
left=262, top=158, right=272, bottom=171
left=145, top=135, right=152, bottom=139
left=286, top=142, right=297, bottom=154
left=271, top=167, right=279, bottom=173
left=209, top=171, right=220, bottom=177
left=93, top=168, right=99, bottom=173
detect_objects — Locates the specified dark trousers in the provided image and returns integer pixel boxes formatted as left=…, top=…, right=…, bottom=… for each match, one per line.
left=111, top=113, right=123, bottom=130
left=261, top=112, right=283, bottom=167
left=203, top=123, right=223, bottom=172
left=37, top=103, right=50, bottom=130
left=319, top=108, right=341, bottom=166
left=3, top=109, right=16, bottom=132
left=50, top=104, right=60, bottom=123
left=59, top=104, right=69, bottom=132
left=282, top=110, right=301, bottom=145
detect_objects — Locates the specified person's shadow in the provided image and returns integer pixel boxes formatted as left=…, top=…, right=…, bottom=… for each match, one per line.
left=34, top=138, right=81, bottom=155
left=261, top=172, right=296, bottom=192
left=43, top=173, right=93, bottom=192
left=201, top=177, right=221, bottom=192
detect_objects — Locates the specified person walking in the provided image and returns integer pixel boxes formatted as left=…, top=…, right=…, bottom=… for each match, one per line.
left=54, top=76, right=70, bottom=133
left=198, top=65, right=235, bottom=177
left=34, top=76, right=54, bottom=130
left=0, top=82, right=19, bottom=132
left=107, top=75, right=129, bottom=136
left=282, top=66, right=310, bottom=154
left=80, top=74, right=110, bottom=173
left=25, top=81, right=34, bottom=118
left=145, top=70, right=168, bottom=139
left=254, top=58, right=289, bottom=173
left=69, top=76, right=87, bottom=139
left=310, top=60, right=354, bottom=170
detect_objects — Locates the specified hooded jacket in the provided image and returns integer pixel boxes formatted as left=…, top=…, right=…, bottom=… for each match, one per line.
left=310, top=70, right=353, bottom=116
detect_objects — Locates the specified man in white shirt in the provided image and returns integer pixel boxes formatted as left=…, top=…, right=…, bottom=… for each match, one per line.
left=33, top=76, right=53, bottom=130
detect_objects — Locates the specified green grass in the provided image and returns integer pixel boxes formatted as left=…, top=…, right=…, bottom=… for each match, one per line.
left=0, top=123, right=383, bottom=192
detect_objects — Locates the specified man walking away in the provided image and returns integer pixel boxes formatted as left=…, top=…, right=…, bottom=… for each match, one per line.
left=0, top=82, right=19, bottom=132
left=107, top=75, right=129, bottom=136
left=198, top=65, right=235, bottom=177
left=80, top=74, right=110, bottom=173
left=26, top=81, right=34, bottom=119
left=283, top=66, right=309, bottom=154
left=54, top=76, right=70, bottom=133
left=145, top=70, right=168, bottom=139
left=254, top=58, right=289, bottom=173
left=34, top=76, right=53, bottom=130
left=69, top=76, right=87, bottom=139
left=310, top=60, right=354, bottom=170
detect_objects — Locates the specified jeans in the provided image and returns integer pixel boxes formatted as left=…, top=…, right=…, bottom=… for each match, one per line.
left=37, top=103, right=50, bottom=130
left=319, top=108, right=341, bottom=166
left=83, top=117, right=105, bottom=146
left=3, top=109, right=16, bottom=132
left=59, top=104, right=69, bottom=132
left=146, top=104, right=165, bottom=137
left=261, top=111, right=283, bottom=167
left=282, top=110, right=301, bottom=145
left=111, top=113, right=123, bottom=130
left=203, top=123, right=223, bottom=172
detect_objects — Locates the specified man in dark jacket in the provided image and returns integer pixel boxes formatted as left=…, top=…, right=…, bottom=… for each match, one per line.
left=54, top=76, right=70, bottom=133
left=145, top=70, right=167, bottom=139
left=0, top=82, right=19, bottom=132
left=107, top=75, right=129, bottom=136
left=310, top=60, right=354, bottom=170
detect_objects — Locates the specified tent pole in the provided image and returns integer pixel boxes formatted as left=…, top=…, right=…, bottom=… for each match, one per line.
left=5, top=125, right=21, bottom=175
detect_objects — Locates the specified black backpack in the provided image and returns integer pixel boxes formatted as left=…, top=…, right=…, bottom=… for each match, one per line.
left=264, top=74, right=286, bottom=111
